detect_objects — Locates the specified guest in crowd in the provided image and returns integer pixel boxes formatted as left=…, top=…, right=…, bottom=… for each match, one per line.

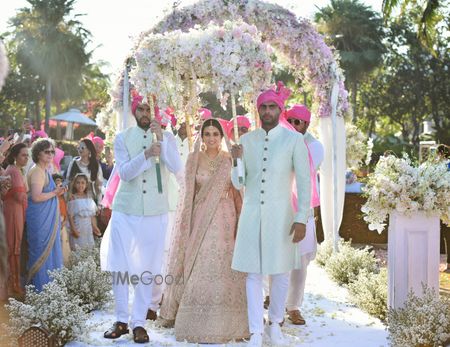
left=67, top=173, right=100, bottom=250
left=65, top=139, right=102, bottom=204
left=26, top=139, right=66, bottom=292
left=52, top=173, right=70, bottom=265
left=3, top=143, right=29, bottom=294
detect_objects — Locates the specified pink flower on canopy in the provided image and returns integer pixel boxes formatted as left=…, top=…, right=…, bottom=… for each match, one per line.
left=285, top=104, right=311, bottom=123
left=256, top=81, right=291, bottom=112
left=232, top=27, right=243, bottom=39
left=216, top=28, right=225, bottom=38
left=198, top=108, right=212, bottom=120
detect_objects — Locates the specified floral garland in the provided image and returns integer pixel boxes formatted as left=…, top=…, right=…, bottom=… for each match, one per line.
left=129, top=20, right=272, bottom=123
left=361, top=155, right=450, bottom=233
left=0, top=40, right=9, bottom=91
left=147, top=0, right=349, bottom=118
left=346, top=123, right=373, bottom=170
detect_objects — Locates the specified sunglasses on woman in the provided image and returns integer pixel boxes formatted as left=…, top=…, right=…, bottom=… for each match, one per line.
left=287, top=118, right=306, bottom=126
left=43, top=149, right=55, bottom=155
left=77, top=145, right=87, bottom=151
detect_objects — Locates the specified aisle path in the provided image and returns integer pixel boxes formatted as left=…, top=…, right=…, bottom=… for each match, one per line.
left=68, top=262, right=388, bottom=346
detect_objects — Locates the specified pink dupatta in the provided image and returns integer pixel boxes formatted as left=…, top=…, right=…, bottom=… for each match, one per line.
left=278, top=117, right=320, bottom=211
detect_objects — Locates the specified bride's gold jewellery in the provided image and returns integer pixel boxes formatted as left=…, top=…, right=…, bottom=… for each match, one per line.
left=205, top=152, right=220, bottom=174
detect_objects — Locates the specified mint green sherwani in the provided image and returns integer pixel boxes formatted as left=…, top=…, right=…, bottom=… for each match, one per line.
left=231, top=125, right=311, bottom=275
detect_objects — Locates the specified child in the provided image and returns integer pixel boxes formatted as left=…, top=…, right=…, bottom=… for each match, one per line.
left=67, top=173, right=100, bottom=250
left=53, top=173, right=70, bottom=265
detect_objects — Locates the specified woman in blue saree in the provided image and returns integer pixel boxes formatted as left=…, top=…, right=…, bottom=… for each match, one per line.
left=26, top=139, right=66, bottom=292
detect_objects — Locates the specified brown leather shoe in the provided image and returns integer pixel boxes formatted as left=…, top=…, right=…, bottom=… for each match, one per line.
left=133, top=326, right=149, bottom=344
left=146, top=309, right=157, bottom=321
left=104, top=321, right=129, bottom=339
left=287, top=310, right=306, bottom=325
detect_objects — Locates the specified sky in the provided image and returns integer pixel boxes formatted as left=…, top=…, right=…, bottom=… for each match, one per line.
left=0, top=0, right=382, bottom=75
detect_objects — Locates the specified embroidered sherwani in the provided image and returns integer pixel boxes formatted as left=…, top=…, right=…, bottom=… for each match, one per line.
left=100, top=126, right=181, bottom=329
left=231, top=124, right=311, bottom=275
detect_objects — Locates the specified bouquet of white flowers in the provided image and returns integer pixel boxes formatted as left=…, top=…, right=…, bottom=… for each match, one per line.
left=362, top=155, right=450, bottom=233
left=345, top=122, right=373, bottom=170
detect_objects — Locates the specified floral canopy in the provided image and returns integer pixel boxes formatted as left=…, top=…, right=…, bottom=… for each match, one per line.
left=101, top=0, right=349, bottom=246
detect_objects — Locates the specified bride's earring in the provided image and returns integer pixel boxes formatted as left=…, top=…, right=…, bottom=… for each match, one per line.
left=201, top=143, right=206, bottom=151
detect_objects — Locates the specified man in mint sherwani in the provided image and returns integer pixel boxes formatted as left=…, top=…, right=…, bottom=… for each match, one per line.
left=100, top=94, right=182, bottom=343
left=231, top=82, right=311, bottom=347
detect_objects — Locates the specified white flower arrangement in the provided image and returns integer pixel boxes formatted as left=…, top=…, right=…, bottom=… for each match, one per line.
left=345, top=122, right=372, bottom=170
left=150, top=0, right=349, bottom=118
left=5, top=282, right=88, bottom=346
left=387, top=285, right=450, bottom=347
left=105, top=0, right=350, bottom=137
left=361, top=155, right=450, bottom=233
left=129, top=20, right=272, bottom=124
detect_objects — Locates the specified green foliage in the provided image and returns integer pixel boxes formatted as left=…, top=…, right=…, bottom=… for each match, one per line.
left=382, top=0, right=448, bottom=51
left=357, top=13, right=450, bottom=147
left=0, top=0, right=110, bottom=133
left=315, top=0, right=385, bottom=85
left=347, top=268, right=388, bottom=321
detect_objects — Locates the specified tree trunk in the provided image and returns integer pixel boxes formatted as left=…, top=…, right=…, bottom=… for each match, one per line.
left=45, top=78, right=52, bottom=133
left=34, top=99, right=41, bottom=130
left=351, top=81, right=358, bottom=121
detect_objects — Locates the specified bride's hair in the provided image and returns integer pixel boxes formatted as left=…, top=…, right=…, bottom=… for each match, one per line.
left=201, top=119, right=224, bottom=138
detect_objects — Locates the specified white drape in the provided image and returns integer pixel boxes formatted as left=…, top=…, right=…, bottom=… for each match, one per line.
left=319, top=116, right=346, bottom=246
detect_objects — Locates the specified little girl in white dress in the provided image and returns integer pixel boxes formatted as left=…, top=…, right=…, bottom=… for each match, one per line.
left=68, top=173, right=100, bottom=250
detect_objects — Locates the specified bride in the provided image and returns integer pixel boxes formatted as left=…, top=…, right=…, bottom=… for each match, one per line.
left=160, top=118, right=249, bottom=343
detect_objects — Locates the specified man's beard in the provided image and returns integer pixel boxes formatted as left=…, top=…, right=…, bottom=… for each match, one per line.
left=137, top=117, right=150, bottom=130
left=259, top=114, right=279, bottom=128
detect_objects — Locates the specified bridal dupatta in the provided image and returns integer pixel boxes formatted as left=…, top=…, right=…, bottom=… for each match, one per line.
left=160, top=137, right=242, bottom=322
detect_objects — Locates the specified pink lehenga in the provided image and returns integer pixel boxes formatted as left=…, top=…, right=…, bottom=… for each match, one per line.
left=160, top=145, right=249, bottom=343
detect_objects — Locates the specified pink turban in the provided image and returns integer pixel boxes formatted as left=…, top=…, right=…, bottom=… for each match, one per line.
left=131, top=93, right=160, bottom=119
left=92, top=136, right=104, bottom=147
left=216, top=118, right=231, bottom=135
left=256, top=81, right=291, bottom=112
left=227, top=115, right=251, bottom=138
left=285, top=104, right=311, bottom=123
left=31, top=130, right=48, bottom=142
left=86, top=132, right=104, bottom=147
left=198, top=108, right=212, bottom=120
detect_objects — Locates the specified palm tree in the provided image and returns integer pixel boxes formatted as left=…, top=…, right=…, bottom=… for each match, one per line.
left=382, top=0, right=446, bottom=51
left=10, top=0, right=90, bottom=131
left=315, top=0, right=385, bottom=119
